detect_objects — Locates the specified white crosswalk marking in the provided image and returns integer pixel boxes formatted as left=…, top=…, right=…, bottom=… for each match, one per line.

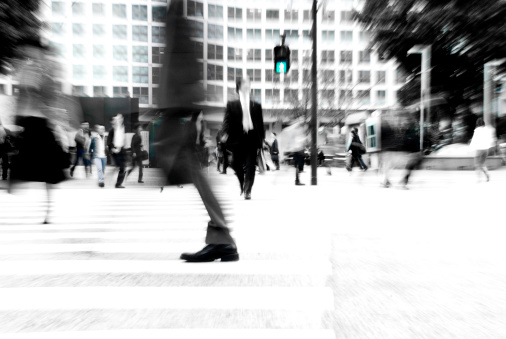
left=0, top=172, right=334, bottom=337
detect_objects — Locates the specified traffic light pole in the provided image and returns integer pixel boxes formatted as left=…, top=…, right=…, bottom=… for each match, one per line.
left=310, top=0, right=318, bottom=185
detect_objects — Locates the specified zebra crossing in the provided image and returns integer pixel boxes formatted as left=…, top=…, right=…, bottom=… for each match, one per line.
left=0, top=176, right=335, bottom=338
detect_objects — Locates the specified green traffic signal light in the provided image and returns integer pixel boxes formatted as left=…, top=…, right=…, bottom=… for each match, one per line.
left=275, top=61, right=287, bottom=74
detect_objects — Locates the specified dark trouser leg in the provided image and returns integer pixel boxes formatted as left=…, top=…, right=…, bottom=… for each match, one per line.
left=358, top=155, right=367, bottom=170
left=1, top=151, right=8, bottom=179
left=114, top=153, right=126, bottom=185
left=71, top=150, right=83, bottom=171
left=222, top=151, right=229, bottom=173
left=231, top=149, right=245, bottom=193
left=294, top=151, right=303, bottom=183
left=192, top=165, right=235, bottom=245
left=402, top=153, right=424, bottom=185
left=243, top=147, right=257, bottom=195
left=137, top=158, right=143, bottom=181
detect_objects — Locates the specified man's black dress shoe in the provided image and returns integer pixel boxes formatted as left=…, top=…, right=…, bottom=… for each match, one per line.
left=180, top=244, right=239, bottom=262
left=244, top=193, right=251, bottom=200
left=115, top=185, right=125, bottom=188
left=295, top=181, right=305, bottom=186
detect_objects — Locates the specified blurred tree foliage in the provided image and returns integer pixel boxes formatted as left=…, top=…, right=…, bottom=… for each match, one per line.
left=356, top=0, right=506, bottom=112
left=0, top=0, right=41, bottom=74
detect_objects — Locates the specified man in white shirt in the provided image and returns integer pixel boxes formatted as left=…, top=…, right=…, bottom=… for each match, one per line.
left=107, top=114, right=127, bottom=188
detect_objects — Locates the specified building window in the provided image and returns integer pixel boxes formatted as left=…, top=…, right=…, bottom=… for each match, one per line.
left=207, top=64, right=223, bottom=81
left=73, top=23, right=85, bottom=37
left=339, top=90, right=353, bottom=103
left=322, top=30, right=335, bottom=42
left=73, top=44, right=85, bottom=58
left=228, top=7, right=242, bottom=21
left=265, top=49, right=272, bottom=62
left=396, top=69, right=407, bottom=83
left=133, top=87, right=149, bottom=104
left=285, top=30, right=299, bottom=44
left=152, top=47, right=165, bottom=63
left=303, top=50, right=311, bottom=64
left=50, top=42, right=65, bottom=58
left=322, top=90, right=335, bottom=106
left=366, top=123, right=377, bottom=148
left=190, top=21, right=204, bottom=38
left=340, top=11, right=353, bottom=23
left=266, top=9, right=279, bottom=21
left=227, top=87, right=237, bottom=101
left=377, top=71, right=386, bottom=84
left=341, top=31, right=353, bottom=43
left=303, top=30, right=311, bottom=42
left=359, top=50, right=371, bottom=63
left=251, top=88, right=260, bottom=103
left=266, top=29, right=280, bottom=43
left=73, top=2, right=85, bottom=16
left=133, top=67, right=148, bottom=83
left=228, top=47, right=243, bottom=62
left=291, top=50, right=299, bottom=63
left=359, top=71, right=370, bottom=84
left=132, top=26, right=148, bottom=42
left=359, top=31, right=371, bottom=43
left=208, top=24, right=223, bottom=40
left=340, top=50, right=353, bottom=63
left=246, top=49, right=261, bottom=62
left=113, top=25, right=127, bottom=40
left=303, top=10, right=311, bottom=22
left=208, top=44, right=223, bottom=60
left=132, top=5, right=147, bottom=21
left=93, top=45, right=105, bottom=59
left=265, top=69, right=280, bottom=83
left=113, top=45, right=127, bottom=61
left=323, top=70, right=335, bottom=83
left=227, top=67, right=242, bottom=82
left=51, top=23, right=65, bottom=36
left=52, top=2, right=65, bottom=16
left=188, top=1, right=203, bottom=17
left=92, top=3, right=105, bottom=16
left=228, top=27, right=242, bottom=41
left=112, top=4, right=126, bottom=18
left=284, top=89, right=298, bottom=103
left=73, top=65, right=86, bottom=80
left=376, top=90, right=386, bottom=104
left=247, top=69, right=261, bottom=82
left=247, top=9, right=262, bottom=22
left=321, top=50, right=335, bottom=64
left=193, top=41, right=204, bottom=58
left=152, top=87, right=159, bottom=105
left=357, top=90, right=371, bottom=104
left=287, top=69, right=298, bottom=83
left=198, top=62, right=204, bottom=81
left=208, top=4, right=223, bottom=19
left=152, top=26, right=166, bottom=43
left=247, top=29, right=262, bottom=42
left=93, top=65, right=106, bottom=80
left=322, top=10, right=335, bottom=23
left=265, top=89, right=280, bottom=104
left=339, top=70, right=352, bottom=83
left=284, top=10, right=298, bottom=22
left=132, top=46, right=148, bottom=63
left=72, top=86, right=86, bottom=96
left=113, top=86, right=129, bottom=97
left=93, top=24, right=105, bottom=38
left=303, top=69, right=311, bottom=82
left=152, top=67, right=161, bottom=84
left=207, top=84, right=223, bottom=103
left=113, top=66, right=128, bottom=82
left=152, top=6, right=166, bottom=22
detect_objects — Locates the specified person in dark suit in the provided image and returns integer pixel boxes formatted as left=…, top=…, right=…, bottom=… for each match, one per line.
left=221, top=76, right=265, bottom=200
left=127, top=124, right=144, bottom=183
left=346, top=127, right=368, bottom=172
left=155, top=0, right=238, bottom=262
left=107, top=114, right=127, bottom=188
left=270, top=132, right=280, bottom=170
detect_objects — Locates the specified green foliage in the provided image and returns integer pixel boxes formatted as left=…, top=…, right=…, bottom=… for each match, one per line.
left=356, top=0, right=506, bottom=109
left=0, top=0, right=41, bottom=74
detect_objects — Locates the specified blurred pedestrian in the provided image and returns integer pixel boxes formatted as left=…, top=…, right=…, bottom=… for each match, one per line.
left=107, top=114, right=127, bottom=188
left=283, top=118, right=307, bottom=185
left=0, top=122, right=9, bottom=180
left=216, top=130, right=226, bottom=173
left=345, top=127, right=368, bottom=173
left=220, top=75, right=265, bottom=200
left=270, top=132, right=280, bottom=170
left=155, top=0, right=238, bottom=262
left=70, top=121, right=91, bottom=178
left=127, top=124, right=144, bottom=183
left=470, top=118, right=496, bottom=182
left=89, top=125, right=107, bottom=187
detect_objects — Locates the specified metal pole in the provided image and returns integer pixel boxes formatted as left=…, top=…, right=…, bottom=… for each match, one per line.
left=484, top=63, right=493, bottom=127
left=310, top=0, right=318, bottom=185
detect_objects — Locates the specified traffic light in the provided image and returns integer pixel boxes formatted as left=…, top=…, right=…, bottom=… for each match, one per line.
left=274, top=45, right=290, bottom=74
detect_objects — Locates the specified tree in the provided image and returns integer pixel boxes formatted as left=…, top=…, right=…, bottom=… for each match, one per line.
left=0, top=0, right=41, bottom=75
left=355, top=0, right=506, bottom=114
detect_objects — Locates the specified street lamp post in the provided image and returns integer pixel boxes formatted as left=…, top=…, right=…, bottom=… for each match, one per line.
left=407, top=45, right=431, bottom=152
left=484, top=59, right=506, bottom=128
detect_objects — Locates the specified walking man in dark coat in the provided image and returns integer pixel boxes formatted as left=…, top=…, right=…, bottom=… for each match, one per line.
left=127, top=124, right=144, bottom=183
left=220, top=76, right=265, bottom=200
left=155, top=0, right=238, bottom=262
left=270, top=132, right=280, bottom=170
